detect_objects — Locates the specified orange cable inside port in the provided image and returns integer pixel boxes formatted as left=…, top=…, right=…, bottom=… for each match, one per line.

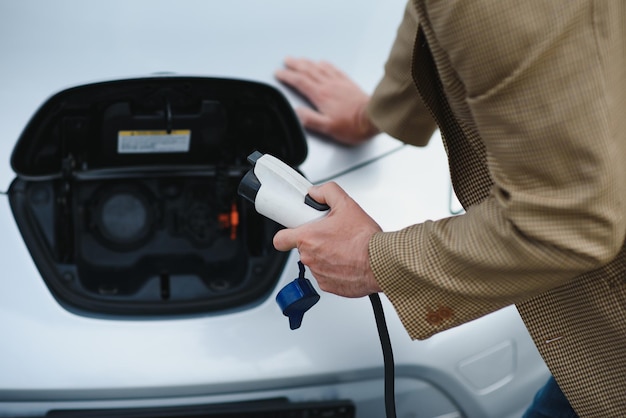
left=230, top=203, right=239, bottom=240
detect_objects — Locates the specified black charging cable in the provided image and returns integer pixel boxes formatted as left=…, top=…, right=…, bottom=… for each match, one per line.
left=369, top=293, right=397, bottom=418
left=284, top=262, right=396, bottom=416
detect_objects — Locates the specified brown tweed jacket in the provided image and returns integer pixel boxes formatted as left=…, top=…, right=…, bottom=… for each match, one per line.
left=367, top=1, right=626, bottom=416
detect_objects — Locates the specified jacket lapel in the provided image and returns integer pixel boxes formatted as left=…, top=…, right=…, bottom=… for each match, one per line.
left=411, top=26, right=493, bottom=209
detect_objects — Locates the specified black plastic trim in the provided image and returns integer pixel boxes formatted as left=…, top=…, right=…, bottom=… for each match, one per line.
left=45, top=398, right=355, bottom=417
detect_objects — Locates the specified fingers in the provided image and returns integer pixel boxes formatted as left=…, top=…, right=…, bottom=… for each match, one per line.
left=275, top=57, right=343, bottom=102
left=273, top=180, right=383, bottom=298
left=316, top=60, right=345, bottom=78
left=282, top=57, right=342, bottom=81
left=273, top=228, right=298, bottom=252
left=275, top=57, right=321, bottom=99
left=275, top=56, right=376, bottom=145
left=295, top=107, right=331, bottom=137
left=272, top=182, right=344, bottom=252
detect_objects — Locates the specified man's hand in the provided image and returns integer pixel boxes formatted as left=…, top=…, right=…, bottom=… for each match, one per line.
left=275, top=57, right=379, bottom=145
left=273, top=182, right=383, bottom=298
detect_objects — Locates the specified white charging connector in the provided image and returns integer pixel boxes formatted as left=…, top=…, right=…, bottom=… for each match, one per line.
left=238, top=151, right=329, bottom=229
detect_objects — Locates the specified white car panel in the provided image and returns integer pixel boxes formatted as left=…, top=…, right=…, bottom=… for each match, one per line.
left=0, top=0, right=406, bottom=189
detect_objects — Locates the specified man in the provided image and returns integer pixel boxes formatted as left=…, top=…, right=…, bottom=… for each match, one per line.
left=273, top=1, right=626, bottom=417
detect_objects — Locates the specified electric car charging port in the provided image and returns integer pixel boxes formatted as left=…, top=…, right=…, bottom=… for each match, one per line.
left=8, top=76, right=307, bottom=317
left=10, top=167, right=288, bottom=315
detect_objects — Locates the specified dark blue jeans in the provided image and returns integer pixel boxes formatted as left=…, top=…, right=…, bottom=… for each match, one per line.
left=522, top=376, right=578, bottom=418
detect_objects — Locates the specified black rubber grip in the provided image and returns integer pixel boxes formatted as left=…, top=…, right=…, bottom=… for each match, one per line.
left=304, top=194, right=330, bottom=211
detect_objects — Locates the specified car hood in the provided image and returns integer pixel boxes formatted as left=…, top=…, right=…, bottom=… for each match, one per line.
left=0, top=0, right=408, bottom=190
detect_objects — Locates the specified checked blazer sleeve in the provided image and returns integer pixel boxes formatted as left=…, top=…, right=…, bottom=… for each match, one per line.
left=366, top=1, right=436, bottom=146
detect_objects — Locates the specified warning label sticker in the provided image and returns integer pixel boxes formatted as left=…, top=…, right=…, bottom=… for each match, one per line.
left=117, top=130, right=191, bottom=154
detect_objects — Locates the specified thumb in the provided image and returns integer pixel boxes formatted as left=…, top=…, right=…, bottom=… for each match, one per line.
left=308, top=182, right=346, bottom=208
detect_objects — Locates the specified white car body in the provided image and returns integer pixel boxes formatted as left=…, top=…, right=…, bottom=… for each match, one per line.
left=0, top=1, right=549, bottom=417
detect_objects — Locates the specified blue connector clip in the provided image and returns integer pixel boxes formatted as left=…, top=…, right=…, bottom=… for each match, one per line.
left=276, top=261, right=320, bottom=330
